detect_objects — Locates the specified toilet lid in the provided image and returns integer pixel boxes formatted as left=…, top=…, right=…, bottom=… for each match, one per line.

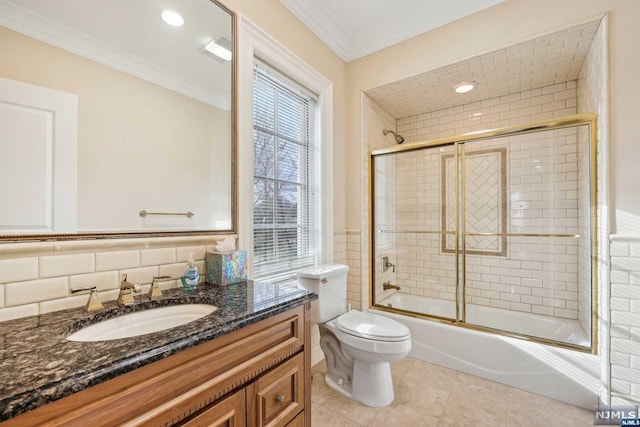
left=336, top=311, right=410, bottom=342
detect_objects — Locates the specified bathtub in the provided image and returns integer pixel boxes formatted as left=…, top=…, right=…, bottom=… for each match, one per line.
left=378, top=293, right=590, bottom=346
left=371, top=293, right=599, bottom=409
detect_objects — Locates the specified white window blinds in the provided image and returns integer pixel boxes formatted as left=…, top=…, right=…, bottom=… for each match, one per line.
left=252, top=61, right=318, bottom=280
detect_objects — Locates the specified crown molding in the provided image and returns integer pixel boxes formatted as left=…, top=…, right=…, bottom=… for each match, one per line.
left=280, top=0, right=352, bottom=62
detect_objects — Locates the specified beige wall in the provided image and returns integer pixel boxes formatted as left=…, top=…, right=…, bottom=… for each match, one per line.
left=346, top=0, right=640, bottom=235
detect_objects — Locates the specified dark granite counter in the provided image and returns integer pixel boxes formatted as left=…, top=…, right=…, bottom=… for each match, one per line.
left=0, top=280, right=316, bottom=421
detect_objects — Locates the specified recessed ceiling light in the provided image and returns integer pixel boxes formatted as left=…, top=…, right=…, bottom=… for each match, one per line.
left=453, top=81, right=476, bottom=94
left=161, top=10, right=184, bottom=27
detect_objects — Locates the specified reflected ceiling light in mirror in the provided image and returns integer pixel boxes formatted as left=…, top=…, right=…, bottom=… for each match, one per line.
left=204, top=37, right=232, bottom=61
left=453, top=81, right=476, bottom=94
left=161, top=10, right=184, bottom=27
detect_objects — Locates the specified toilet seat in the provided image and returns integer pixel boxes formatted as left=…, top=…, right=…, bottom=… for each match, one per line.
left=336, top=310, right=410, bottom=342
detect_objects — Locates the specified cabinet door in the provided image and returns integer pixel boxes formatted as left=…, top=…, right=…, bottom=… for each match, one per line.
left=285, top=411, right=304, bottom=427
left=182, top=389, right=246, bottom=427
left=246, top=354, right=304, bottom=427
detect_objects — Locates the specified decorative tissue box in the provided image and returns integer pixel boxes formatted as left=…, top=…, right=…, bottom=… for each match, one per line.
left=205, top=250, right=248, bottom=285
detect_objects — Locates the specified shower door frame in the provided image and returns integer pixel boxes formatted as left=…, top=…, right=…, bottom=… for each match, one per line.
left=369, top=113, right=598, bottom=354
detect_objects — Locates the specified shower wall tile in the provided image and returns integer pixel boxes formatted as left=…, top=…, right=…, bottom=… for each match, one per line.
left=363, top=95, right=398, bottom=308
left=390, top=122, right=582, bottom=318
left=397, top=81, right=577, bottom=145
left=607, top=237, right=640, bottom=404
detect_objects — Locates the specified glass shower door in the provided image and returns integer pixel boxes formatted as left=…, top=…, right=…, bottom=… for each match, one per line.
left=372, top=144, right=457, bottom=321
left=460, top=125, right=593, bottom=348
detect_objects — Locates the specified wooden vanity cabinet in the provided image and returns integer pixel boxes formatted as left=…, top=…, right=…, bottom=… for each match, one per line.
left=4, top=303, right=313, bottom=427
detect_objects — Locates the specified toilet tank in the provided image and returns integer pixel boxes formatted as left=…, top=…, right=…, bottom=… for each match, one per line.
left=297, top=264, right=349, bottom=323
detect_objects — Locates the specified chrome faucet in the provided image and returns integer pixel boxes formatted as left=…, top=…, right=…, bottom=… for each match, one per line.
left=117, top=274, right=141, bottom=306
left=71, top=286, right=104, bottom=312
left=383, top=281, right=400, bottom=291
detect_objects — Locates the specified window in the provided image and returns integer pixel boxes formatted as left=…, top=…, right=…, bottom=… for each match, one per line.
left=252, top=61, right=319, bottom=280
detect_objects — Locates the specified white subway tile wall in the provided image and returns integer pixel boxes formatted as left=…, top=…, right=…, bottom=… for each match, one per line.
left=39, top=253, right=95, bottom=278
left=396, top=81, right=578, bottom=145
left=577, top=14, right=607, bottom=338
left=362, top=82, right=590, bottom=319
left=347, top=230, right=361, bottom=310
left=362, top=96, right=399, bottom=310
left=140, top=248, right=176, bottom=267
left=0, top=236, right=230, bottom=321
left=610, top=238, right=640, bottom=406
left=366, top=21, right=599, bottom=120
left=0, top=257, right=39, bottom=283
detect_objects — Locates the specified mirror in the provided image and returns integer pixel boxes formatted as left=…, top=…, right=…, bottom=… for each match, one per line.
left=0, top=0, right=235, bottom=240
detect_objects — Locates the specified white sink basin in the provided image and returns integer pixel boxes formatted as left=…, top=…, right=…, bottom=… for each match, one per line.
left=66, top=304, right=217, bottom=342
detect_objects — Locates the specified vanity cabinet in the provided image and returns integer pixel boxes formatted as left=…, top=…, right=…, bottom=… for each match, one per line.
left=3, top=303, right=312, bottom=427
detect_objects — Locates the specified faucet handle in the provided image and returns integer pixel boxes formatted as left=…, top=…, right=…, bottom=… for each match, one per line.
left=120, top=274, right=141, bottom=292
left=148, top=276, right=170, bottom=299
left=71, top=286, right=104, bottom=312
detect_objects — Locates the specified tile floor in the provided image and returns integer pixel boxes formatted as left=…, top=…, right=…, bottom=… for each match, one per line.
left=311, top=357, right=593, bottom=426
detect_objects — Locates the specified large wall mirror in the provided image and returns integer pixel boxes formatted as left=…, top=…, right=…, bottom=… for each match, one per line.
left=0, top=0, right=236, bottom=241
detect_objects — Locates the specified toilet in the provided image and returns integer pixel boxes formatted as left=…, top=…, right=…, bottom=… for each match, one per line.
left=297, top=264, right=411, bottom=407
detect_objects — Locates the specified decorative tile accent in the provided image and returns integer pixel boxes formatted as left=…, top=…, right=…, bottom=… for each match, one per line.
left=442, top=148, right=507, bottom=256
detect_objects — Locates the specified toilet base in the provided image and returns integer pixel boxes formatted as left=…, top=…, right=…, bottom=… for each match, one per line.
left=325, top=374, right=353, bottom=399
left=324, top=359, right=394, bottom=407
left=352, top=360, right=394, bottom=407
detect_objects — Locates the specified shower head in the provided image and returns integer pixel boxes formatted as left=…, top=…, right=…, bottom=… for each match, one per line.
left=383, top=129, right=405, bottom=144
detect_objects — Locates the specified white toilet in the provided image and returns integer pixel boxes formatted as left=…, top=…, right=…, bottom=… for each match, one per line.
left=297, top=264, right=411, bottom=407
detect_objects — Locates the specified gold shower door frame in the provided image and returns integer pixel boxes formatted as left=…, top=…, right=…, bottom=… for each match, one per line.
left=369, top=113, right=598, bottom=354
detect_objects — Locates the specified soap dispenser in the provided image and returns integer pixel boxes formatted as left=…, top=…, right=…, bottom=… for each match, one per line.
left=181, top=253, right=200, bottom=290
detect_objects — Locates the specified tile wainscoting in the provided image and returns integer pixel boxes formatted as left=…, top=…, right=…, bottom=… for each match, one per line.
left=0, top=235, right=233, bottom=321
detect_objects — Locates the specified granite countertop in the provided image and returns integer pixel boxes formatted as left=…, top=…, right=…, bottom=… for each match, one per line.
left=0, top=280, right=317, bottom=421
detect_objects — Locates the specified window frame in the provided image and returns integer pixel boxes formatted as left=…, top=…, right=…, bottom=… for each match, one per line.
left=238, top=18, right=334, bottom=280
left=252, top=62, right=318, bottom=280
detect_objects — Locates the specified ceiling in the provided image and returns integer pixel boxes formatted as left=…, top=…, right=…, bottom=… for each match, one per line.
left=0, top=0, right=233, bottom=109
left=366, top=19, right=601, bottom=119
left=281, top=0, right=505, bottom=62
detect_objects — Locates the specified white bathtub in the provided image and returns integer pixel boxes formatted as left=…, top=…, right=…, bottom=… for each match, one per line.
left=372, top=293, right=599, bottom=409
left=378, top=293, right=590, bottom=346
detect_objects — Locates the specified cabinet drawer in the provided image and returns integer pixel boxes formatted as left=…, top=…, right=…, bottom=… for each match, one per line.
left=182, top=389, right=245, bottom=427
left=247, top=353, right=304, bottom=427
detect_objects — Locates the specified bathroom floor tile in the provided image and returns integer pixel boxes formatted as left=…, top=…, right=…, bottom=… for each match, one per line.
left=310, top=356, right=593, bottom=427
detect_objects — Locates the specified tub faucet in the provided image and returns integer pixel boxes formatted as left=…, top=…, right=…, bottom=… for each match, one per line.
left=117, top=274, right=141, bottom=306
left=383, top=281, right=400, bottom=291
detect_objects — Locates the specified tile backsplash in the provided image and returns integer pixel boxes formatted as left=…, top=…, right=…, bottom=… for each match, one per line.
left=0, top=235, right=232, bottom=322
